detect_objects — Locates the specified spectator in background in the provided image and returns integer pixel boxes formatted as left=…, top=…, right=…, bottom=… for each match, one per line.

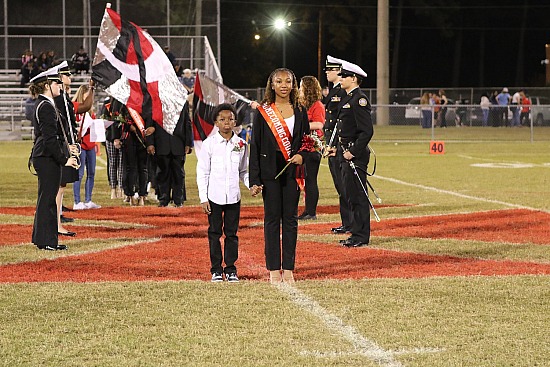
left=321, top=85, right=329, bottom=99
left=420, top=92, right=431, bottom=129
left=297, top=75, right=325, bottom=221
left=480, top=92, right=491, bottom=127
left=20, top=59, right=39, bottom=87
left=520, top=91, right=531, bottom=127
left=71, top=46, right=90, bottom=74
left=46, top=50, right=57, bottom=66
left=489, top=90, right=500, bottom=127
left=71, top=84, right=100, bottom=210
left=21, top=49, right=34, bottom=66
left=174, top=64, right=184, bottom=79
left=36, top=52, right=50, bottom=72
left=164, top=45, right=176, bottom=66
left=496, top=87, right=511, bottom=127
left=181, top=69, right=195, bottom=93
left=510, top=89, right=522, bottom=127
left=101, top=97, right=124, bottom=200
left=438, top=89, right=448, bottom=128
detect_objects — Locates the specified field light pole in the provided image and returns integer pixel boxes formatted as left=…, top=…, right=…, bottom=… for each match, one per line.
left=275, top=19, right=291, bottom=68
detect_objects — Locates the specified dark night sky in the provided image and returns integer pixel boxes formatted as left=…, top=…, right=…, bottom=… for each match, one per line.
left=220, top=0, right=550, bottom=89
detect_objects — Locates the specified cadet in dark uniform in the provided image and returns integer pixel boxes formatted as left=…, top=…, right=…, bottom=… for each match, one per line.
left=323, top=55, right=352, bottom=235
left=146, top=102, right=193, bottom=207
left=29, top=68, right=79, bottom=250
left=54, top=61, right=80, bottom=234
left=335, top=61, right=373, bottom=247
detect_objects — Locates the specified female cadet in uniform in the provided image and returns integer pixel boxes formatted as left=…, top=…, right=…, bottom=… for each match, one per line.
left=29, top=69, right=79, bottom=250
left=249, top=68, right=310, bottom=283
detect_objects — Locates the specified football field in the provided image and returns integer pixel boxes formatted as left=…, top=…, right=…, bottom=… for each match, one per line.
left=0, top=126, right=549, bottom=366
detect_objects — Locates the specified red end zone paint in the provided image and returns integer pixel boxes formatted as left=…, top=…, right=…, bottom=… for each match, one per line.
left=0, top=206, right=548, bottom=283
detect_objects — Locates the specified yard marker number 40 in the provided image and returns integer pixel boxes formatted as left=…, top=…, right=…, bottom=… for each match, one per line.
left=430, top=141, right=445, bottom=155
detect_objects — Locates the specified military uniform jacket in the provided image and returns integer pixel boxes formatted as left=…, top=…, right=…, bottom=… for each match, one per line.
left=31, top=95, right=67, bottom=165
left=336, top=87, right=373, bottom=160
left=323, top=83, right=346, bottom=134
left=54, top=91, right=78, bottom=144
left=146, top=103, right=193, bottom=156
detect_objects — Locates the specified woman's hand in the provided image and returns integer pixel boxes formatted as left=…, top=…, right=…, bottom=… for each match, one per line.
left=69, top=144, right=80, bottom=156
left=65, top=157, right=79, bottom=169
left=250, top=185, right=263, bottom=197
left=114, top=139, right=122, bottom=149
left=288, top=154, right=303, bottom=165
left=145, top=126, right=155, bottom=136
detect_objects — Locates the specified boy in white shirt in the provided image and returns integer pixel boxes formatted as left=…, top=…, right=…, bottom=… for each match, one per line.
left=196, top=103, right=249, bottom=282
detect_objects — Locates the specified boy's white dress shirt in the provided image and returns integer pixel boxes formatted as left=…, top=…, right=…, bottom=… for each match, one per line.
left=196, top=132, right=249, bottom=205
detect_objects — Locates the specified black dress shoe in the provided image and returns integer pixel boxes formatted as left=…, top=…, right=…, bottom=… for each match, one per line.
left=341, top=239, right=369, bottom=248
left=37, top=244, right=57, bottom=251
left=331, top=225, right=351, bottom=234
left=58, top=231, right=76, bottom=237
left=56, top=244, right=68, bottom=251
left=298, top=214, right=317, bottom=220
left=339, top=236, right=352, bottom=243
left=62, top=205, right=73, bottom=212
left=60, top=215, right=74, bottom=223
left=297, top=212, right=308, bottom=220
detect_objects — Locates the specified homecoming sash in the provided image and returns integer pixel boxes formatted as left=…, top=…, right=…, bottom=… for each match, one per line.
left=258, top=103, right=292, bottom=160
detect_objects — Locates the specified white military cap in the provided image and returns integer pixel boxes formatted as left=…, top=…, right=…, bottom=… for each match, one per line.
left=30, top=67, right=62, bottom=84
left=54, top=60, right=72, bottom=75
left=338, top=60, right=367, bottom=79
left=325, top=55, right=345, bottom=69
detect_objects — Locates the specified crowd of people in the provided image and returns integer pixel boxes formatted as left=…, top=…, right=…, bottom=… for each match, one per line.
left=482, top=88, right=531, bottom=127
left=418, top=87, right=532, bottom=128
left=28, top=53, right=375, bottom=285
left=20, top=48, right=91, bottom=87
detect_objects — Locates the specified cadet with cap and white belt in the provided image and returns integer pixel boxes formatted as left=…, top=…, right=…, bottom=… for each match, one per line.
left=335, top=60, right=373, bottom=248
left=29, top=68, right=79, bottom=251
left=322, top=55, right=353, bottom=235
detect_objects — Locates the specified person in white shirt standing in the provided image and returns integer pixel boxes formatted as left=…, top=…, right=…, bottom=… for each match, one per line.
left=196, top=103, right=249, bottom=283
left=510, top=89, right=523, bottom=127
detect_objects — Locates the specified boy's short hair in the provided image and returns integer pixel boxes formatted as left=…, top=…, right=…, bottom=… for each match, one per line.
left=211, top=103, right=237, bottom=122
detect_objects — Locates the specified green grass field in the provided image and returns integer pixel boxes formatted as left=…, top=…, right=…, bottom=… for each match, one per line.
left=0, top=126, right=549, bottom=366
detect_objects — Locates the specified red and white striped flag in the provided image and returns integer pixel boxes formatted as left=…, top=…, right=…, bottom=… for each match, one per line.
left=91, top=6, right=187, bottom=135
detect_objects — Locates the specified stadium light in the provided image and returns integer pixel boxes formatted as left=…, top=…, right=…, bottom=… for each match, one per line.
left=274, top=19, right=291, bottom=67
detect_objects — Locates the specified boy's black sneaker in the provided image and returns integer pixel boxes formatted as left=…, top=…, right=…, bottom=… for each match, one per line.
left=226, top=273, right=239, bottom=283
left=211, top=272, right=223, bottom=282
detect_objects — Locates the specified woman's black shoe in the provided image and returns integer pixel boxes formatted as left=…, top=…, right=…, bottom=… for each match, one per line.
left=58, top=231, right=76, bottom=237
left=60, top=215, right=74, bottom=223
left=56, top=244, right=68, bottom=250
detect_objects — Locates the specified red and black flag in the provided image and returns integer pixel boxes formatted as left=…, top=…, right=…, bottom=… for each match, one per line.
left=91, top=5, right=186, bottom=135
left=192, top=73, right=251, bottom=152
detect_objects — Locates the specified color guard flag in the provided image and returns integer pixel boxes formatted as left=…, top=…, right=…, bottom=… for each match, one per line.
left=91, top=5, right=187, bottom=135
left=192, top=73, right=251, bottom=153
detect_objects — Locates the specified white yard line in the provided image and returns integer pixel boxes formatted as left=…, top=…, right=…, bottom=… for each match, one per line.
left=376, top=175, right=548, bottom=213
left=279, top=283, right=445, bottom=365
left=277, top=282, right=404, bottom=366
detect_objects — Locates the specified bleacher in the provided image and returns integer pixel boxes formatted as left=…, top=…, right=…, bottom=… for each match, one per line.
left=0, top=69, right=96, bottom=141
